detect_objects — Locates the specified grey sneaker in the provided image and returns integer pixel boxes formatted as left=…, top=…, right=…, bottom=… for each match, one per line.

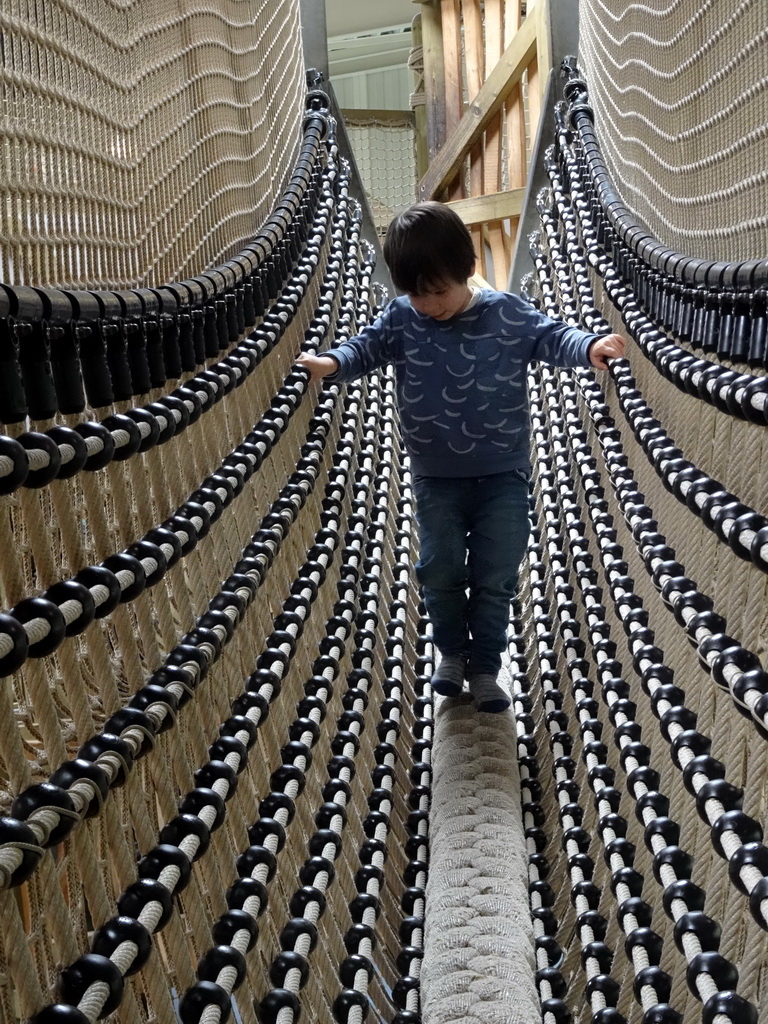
left=468, top=673, right=511, bottom=713
left=431, top=654, right=467, bottom=697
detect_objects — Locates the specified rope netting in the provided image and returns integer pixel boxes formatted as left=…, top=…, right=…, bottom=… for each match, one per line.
left=513, top=35, right=768, bottom=1023
left=342, top=116, right=417, bottom=244
left=0, top=0, right=305, bottom=289
left=578, top=0, right=768, bottom=262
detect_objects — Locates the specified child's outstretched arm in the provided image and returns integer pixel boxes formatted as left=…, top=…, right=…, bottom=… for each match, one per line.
left=296, top=352, right=340, bottom=383
left=588, top=333, right=625, bottom=369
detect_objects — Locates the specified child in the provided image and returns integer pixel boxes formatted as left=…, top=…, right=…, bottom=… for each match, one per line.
left=297, top=201, right=625, bottom=712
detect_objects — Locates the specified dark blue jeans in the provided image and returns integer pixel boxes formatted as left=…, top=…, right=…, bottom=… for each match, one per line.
left=413, top=470, right=531, bottom=675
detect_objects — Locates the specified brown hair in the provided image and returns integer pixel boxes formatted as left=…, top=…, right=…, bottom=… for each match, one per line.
left=382, top=201, right=476, bottom=294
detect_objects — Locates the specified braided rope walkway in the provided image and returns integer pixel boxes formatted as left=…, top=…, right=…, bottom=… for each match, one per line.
left=422, top=682, right=538, bottom=1024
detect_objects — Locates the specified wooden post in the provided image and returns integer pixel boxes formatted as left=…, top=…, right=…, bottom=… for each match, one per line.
left=463, top=0, right=486, bottom=272
left=483, top=0, right=508, bottom=287
left=421, top=0, right=447, bottom=163
left=441, top=0, right=464, bottom=200
left=411, top=14, right=430, bottom=182
left=505, top=1, right=528, bottom=269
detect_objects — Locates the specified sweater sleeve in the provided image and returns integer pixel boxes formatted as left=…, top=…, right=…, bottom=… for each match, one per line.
left=528, top=306, right=596, bottom=367
left=326, top=305, right=397, bottom=383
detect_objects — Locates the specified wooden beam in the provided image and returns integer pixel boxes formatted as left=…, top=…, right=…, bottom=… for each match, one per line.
left=463, top=0, right=486, bottom=273
left=421, top=0, right=446, bottom=161
left=483, top=0, right=506, bottom=287
left=418, top=12, right=538, bottom=200
left=441, top=0, right=463, bottom=200
left=410, top=15, right=429, bottom=181
left=447, top=188, right=526, bottom=226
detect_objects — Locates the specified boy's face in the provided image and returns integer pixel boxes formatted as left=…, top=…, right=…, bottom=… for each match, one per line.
left=407, top=279, right=473, bottom=321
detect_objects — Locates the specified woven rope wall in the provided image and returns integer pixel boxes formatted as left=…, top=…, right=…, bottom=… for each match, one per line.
left=513, top=1, right=768, bottom=1017
left=0, top=0, right=305, bottom=289
left=578, top=0, right=768, bottom=262
left=0, top=3, right=440, bottom=1021
left=0, top=110, right=438, bottom=1024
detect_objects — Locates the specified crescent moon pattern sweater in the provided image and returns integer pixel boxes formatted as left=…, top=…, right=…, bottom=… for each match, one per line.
left=327, top=288, right=597, bottom=477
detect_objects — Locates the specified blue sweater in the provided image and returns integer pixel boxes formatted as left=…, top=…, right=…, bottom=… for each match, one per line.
left=328, top=289, right=596, bottom=477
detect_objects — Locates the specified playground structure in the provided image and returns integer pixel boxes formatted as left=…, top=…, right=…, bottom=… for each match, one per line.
left=0, top=1, right=767, bottom=1022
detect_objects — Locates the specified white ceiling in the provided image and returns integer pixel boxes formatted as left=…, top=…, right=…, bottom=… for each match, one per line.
left=324, top=0, right=417, bottom=38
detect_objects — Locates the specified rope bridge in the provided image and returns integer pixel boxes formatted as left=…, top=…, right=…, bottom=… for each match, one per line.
left=0, top=1, right=767, bottom=1023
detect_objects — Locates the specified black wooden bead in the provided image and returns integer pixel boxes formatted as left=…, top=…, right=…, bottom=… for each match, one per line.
left=237, top=843, right=280, bottom=884
left=539, top=997, right=572, bottom=1023
left=673, top=911, right=721, bottom=955
left=532, top=907, right=557, bottom=935
left=625, top=927, right=663, bottom=964
left=682, top=754, right=724, bottom=795
left=577, top=909, right=607, bottom=941
left=346, top=922, right=376, bottom=954
left=18, top=431, right=61, bottom=487
left=11, top=596, right=66, bottom=657
left=103, top=707, right=155, bottom=758
left=259, top=791, right=296, bottom=825
left=392, top=975, right=420, bottom=1009
left=644, top=816, right=680, bottom=850
left=212, top=909, right=258, bottom=952
left=701, top=992, right=757, bottom=1024
left=101, top=552, right=146, bottom=603
left=571, top=879, right=600, bottom=908
left=535, top=934, right=564, bottom=966
left=59, top=952, right=124, bottom=1017
left=281, top=739, right=312, bottom=769
left=179, top=788, right=226, bottom=831
left=711, top=809, right=762, bottom=858
left=178, top=980, right=231, bottom=1024
left=333, top=989, right=369, bottom=1022
left=635, top=790, right=669, bottom=822
left=198, top=942, right=246, bottom=991
left=642, top=1006, right=682, bottom=1024
left=591, top=1010, right=625, bottom=1024
left=301, top=854, right=336, bottom=887
left=632, top=965, right=671, bottom=1003
left=227, top=876, right=268, bottom=917
left=351, top=893, right=380, bottom=922
left=580, top=940, right=613, bottom=972
left=28, top=1007, right=90, bottom=1023
left=138, top=843, right=192, bottom=894
left=197, top=752, right=240, bottom=790
left=652, top=845, right=693, bottom=883
left=536, top=966, right=566, bottom=998
left=290, top=885, right=326, bottom=919
left=728, top=841, right=768, bottom=894
left=0, top=816, right=43, bottom=885
left=44, top=579, right=96, bottom=638
left=0, top=611, right=30, bottom=676
left=686, top=951, right=738, bottom=997
left=747, top=874, right=768, bottom=926
left=393, top=948, right=419, bottom=978
left=78, top=732, right=134, bottom=787
left=280, top=917, right=318, bottom=953
left=269, top=949, right=309, bottom=989
left=49, top=759, right=110, bottom=818
left=117, top=877, right=174, bottom=932
left=11, top=782, right=78, bottom=847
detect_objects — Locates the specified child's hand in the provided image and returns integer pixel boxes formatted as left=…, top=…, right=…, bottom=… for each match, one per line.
left=588, top=333, right=626, bottom=369
left=295, top=352, right=340, bottom=383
